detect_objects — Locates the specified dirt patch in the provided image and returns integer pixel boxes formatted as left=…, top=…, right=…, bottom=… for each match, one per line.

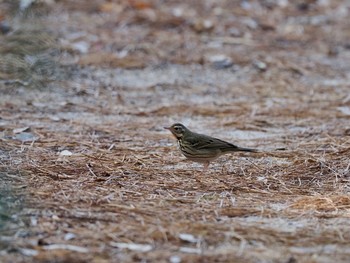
left=1, top=0, right=350, bottom=262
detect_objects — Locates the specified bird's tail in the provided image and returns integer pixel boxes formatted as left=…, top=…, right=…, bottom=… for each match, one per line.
left=236, top=147, right=258, bottom=153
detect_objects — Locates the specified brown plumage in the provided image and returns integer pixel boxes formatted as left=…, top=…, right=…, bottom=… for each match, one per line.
left=164, top=123, right=257, bottom=170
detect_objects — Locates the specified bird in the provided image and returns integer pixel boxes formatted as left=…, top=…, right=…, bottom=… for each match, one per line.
left=164, top=123, right=257, bottom=170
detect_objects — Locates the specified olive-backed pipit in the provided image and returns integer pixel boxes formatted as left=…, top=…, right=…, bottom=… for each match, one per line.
left=165, top=123, right=257, bottom=170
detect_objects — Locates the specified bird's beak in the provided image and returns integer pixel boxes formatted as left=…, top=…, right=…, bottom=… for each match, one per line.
left=164, top=126, right=170, bottom=130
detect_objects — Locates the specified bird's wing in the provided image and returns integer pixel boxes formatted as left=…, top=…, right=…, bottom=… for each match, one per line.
left=186, top=133, right=239, bottom=151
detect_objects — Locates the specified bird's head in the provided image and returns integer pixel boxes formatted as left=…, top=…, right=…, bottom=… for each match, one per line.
left=164, top=123, right=189, bottom=139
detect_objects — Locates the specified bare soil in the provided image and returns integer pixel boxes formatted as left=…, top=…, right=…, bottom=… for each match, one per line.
left=1, top=0, right=350, bottom=262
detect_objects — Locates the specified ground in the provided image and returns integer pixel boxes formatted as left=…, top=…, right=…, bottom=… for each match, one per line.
left=1, top=0, right=350, bottom=262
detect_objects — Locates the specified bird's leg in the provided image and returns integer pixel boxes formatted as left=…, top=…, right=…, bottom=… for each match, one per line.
left=203, top=161, right=210, bottom=171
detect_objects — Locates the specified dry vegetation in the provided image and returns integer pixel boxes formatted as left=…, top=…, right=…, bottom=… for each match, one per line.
left=1, top=0, right=350, bottom=262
